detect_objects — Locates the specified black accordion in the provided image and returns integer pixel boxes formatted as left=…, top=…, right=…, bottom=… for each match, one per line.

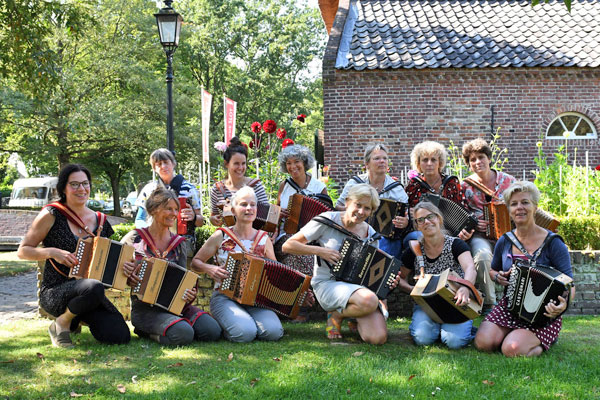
left=221, top=252, right=312, bottom=318
left=222, top=201, right=281, bottom=232
left=505, top=259, right=573, bottom=327
left=410, top=269, right=483, bottom=323
left=331, top=238, right=400, bottom=299
left=71, top=237, right=132, bottom=291
left=284, top=193, right=332, bottom=234
left=422, top=193, right=477, bottom=236
left=368, top=199, right=408, bottom=239
left=131, top=258, right=199, bottom=316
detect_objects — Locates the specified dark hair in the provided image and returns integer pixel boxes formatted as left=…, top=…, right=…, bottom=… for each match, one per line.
left=223, top=137, right=248, bottom=163
left=149, top=148, right=177, bottom=168
left=462, top=138, right=492, bottom=166
left=145, top=187, right=179, bottom=216
left=57, top=164, right=92, bottom=203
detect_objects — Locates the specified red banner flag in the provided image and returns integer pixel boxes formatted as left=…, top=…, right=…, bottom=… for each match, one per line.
left=201, top=89, right=212, bottom=164
left=224, top=97, right=237, bottom=145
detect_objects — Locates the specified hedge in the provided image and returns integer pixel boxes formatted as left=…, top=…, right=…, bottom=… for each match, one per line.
left=110, top=223, right=217, bottom=253
left=557, top=215, right=600, bottom=250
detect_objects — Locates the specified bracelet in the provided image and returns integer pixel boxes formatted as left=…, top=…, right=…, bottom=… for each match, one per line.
left=493, top=273, right=499, bottom=283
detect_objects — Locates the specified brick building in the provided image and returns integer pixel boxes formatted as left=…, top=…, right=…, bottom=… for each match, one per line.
left=320, top=0, right=600, bottom=184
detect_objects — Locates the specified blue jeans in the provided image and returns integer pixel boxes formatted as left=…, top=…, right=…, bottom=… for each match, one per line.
left=379, top=237, right=403, bottom=258
left=409, top=304, right=474, bottom=349
left=402, top=230, right=423, bottom=249
left=210, top=292, right=283, bottom=343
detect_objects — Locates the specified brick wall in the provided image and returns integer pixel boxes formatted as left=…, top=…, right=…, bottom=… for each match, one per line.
left=322, top=66, right=600, bottom=185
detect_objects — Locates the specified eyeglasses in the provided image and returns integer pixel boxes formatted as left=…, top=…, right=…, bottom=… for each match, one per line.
left=68, top=181, right=90, bottom=189
left=415, top=213, right=437, bottom=225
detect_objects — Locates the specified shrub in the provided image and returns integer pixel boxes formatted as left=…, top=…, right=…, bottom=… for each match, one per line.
left=557, top=215, right=600, bottom=250
left=194, top=224, right=218, bottom=253
left=110, top=223, right=135, bottom=241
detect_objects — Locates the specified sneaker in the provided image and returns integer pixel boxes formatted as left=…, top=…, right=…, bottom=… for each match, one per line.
left=48, top=321, right=74, bottom=348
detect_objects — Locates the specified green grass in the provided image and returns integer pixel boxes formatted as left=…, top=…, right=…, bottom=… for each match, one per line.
left=0, top=252, right=36, bottom=277
left=1, top=316, right=598, bottom=399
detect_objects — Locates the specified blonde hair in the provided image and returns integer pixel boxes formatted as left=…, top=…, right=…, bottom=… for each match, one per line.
left=410, top=141, right=447, bottom=173
left=346, top=183, right=380, bottom=211
left=231, top=186, right=257, bottom=207
left=411, top=201, right=444, bottom=231
left=502, top=181, right=540, bottom=209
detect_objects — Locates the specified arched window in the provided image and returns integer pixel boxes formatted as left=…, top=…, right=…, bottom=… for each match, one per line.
left=546, top=112, right=597, bottom=140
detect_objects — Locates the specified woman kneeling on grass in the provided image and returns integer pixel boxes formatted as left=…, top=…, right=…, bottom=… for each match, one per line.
left=122, top=188, right=221, bottom=345
left=283, top=184, right=387, bottom=344
left=395, top=201, right=477, bottom=349
left=192, top=186, right=284, bottom=343
left=474, top=182, right=575, bottom=357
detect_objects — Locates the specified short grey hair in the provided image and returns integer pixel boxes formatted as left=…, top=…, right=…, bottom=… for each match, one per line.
left=346, top=183, right=380, bottom=211
left=364, top=143, right=390, bottom=164
left=150, top=148, right=177, bottom=168
left=231, top=186, right=257, bottom=207
left=278, top=145, right=316, bottom=174
left=410, top=141, right=447, bottom=173
left=411, top=200, right=444, bottom=231
left=503, top=181, right=540, bottom=209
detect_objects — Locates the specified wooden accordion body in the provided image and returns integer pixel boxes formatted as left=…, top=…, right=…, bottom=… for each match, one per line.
left=422, top=193, right=478, bottom=236
left=505, top=259, right=573, bottom=327
left=71, top=236, right=132, bottom=291
left=221, top=252, right=312, bottom=318
left=368, top=199, right=408, bottom=239
left=410, top=269, right=483, bottom=324
left=221, top=201, right=281, bottom=233
left=483, top=202, right=511, bottom=240
left=534, top=209, right=560, bottom=232
left=284, top=193, right=332, bottom=234
left=131, top=258, right=199, bottom=316
left=332, top=238, right=400, bottom=299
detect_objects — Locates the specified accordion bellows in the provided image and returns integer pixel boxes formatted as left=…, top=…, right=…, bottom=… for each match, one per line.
left=71, top=236, right=133, bottom=291
left=131, top=258, right=199, bottom=316
left=332, top=238, right=400, bottom=299
left=506, top=260, right=573, bottom=327
left=410, top=269, right=483, bottom=324
left=483, top=202, right=511, bottom=240
left=423, top=193, right=478, bottom=236
left=221, top=252, right=312, bottom=318
left=222, top=203, right=281, bottom=232
left=284, top=193, right=332, bottom=234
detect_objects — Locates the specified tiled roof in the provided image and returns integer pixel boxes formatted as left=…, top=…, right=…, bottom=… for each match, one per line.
left=336, top=0, right=600, bottom=70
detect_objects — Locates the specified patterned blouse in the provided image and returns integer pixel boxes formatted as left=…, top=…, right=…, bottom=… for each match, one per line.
left=405, top=174, right=464, bottom=208
left=401, top=235, right=469, bottom=278
left=462, top=170, right=516, bottom=219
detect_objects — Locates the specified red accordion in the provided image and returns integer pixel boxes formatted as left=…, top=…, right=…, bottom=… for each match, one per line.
left=221, top=252, right=312, bottom=318
left=284, top=193, right=332, bottom=234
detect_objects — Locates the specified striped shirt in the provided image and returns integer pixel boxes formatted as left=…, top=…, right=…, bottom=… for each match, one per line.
left=210, top=179, right=269, bottom=215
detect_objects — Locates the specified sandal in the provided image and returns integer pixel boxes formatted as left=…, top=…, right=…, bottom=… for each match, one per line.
left=48, top=321, right=74, bottom=348
left=326, top=312, right=343, bottom=340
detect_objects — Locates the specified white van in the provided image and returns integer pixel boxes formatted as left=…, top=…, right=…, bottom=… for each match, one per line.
left=9, top=177, right=59, bottom=208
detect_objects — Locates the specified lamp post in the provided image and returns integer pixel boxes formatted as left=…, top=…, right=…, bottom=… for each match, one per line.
left=155, top=0, right=183, bottom=153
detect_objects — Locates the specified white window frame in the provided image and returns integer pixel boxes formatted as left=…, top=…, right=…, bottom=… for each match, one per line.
left=546, top=112, right=597, bottom=140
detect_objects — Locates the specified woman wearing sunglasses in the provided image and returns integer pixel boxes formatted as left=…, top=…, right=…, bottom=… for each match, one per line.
left=394, top=201, right=476, bottom=349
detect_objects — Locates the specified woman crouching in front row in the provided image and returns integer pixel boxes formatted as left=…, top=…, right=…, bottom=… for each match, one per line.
left=283, top=184, right=387, bottom=344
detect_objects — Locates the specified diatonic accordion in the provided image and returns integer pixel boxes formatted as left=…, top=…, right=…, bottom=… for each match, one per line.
left=483, top=202, right=511, bottom=240
left=534, top=209, right=560, bottom=233
left=505, top=259, right=573, bottom=327
left=368, top=199, right=408, bottom=239
left=221, top=252, right=312, bottom=318
left=422, top=193, right=478, bottom=236
left=71, top=236, right=132, bottom=291
left=410, top=269, right=483, bottom=324
left=131, top=258, right=199, bottom=316
left=284, top=193, right=332, bottom=234
left=332, top=238, right=400, bottom=299
left=222, top=202, right=281, bottom=233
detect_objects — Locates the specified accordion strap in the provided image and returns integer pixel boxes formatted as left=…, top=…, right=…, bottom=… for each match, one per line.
left=463, top=177, right=499, bottom=202
left=286, top=177, right=303, bottom=193
left=504, top=230, right=559, bottom=264
left=217, top=227, right=249, bottom=253
left=247, top=178, right=261, bottom=188
left=447, top=275, right=484, bottom=306
left=408, top=240, right=425, bottom=277
left=313, top=215, right=380, bottom=243
left=215, top=181, right=230, bottom=199
left=45, top=202, right=105, bottom=237
left=136, top=227, right=185, bottom=259
left=379, top=180, right=403, bottom=195
left=48, top=258, right=69, bottom=278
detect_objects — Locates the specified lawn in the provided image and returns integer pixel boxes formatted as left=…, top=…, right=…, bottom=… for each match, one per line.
left=0, top=316, right=598, bottom=399
left=0, top=251, right=36, bottom=277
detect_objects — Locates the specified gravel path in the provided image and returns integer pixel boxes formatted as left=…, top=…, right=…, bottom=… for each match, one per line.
left=0, top=270, right=38, bottom=323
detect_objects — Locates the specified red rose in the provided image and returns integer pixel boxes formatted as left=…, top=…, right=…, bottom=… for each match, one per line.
left=276, top=128, right=287, bottom=139
left=249, top=138, right=260, bottom=149
left=596, top=165, right=600, bottom=171
left=251, top=122, right=261, bottom=134
left=296, top=114, right=306, bottom=123
left=263, top=119, right=277, bottom=134
left=241, top=142, right=248, bottom=149
left=282, top=138, right=294, bottom=149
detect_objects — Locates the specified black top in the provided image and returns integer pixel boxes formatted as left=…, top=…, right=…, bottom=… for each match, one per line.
left=401, top=237, right=470, bottom=271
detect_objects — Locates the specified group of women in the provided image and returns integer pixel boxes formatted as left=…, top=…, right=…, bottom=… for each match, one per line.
left=18, top=136, right=574, bottom=358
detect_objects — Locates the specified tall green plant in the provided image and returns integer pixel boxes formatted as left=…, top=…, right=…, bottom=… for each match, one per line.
left=446, top=128, right=509, bottom=178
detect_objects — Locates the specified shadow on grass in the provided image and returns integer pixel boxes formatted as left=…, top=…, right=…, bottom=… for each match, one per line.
left=0, top=317, right=598, bottom=398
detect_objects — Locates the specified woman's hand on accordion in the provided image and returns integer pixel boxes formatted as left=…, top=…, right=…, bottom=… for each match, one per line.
left=317, top=247, right=341, bottom=266
left=123, top=261, right=141, bottom=285
left=454, top=286, right=471, bottom=306
left=183, top=287, right=197, bottom=304
left=544, top=295, right=568, bottom=319
left=392, top=215, right=409, bottom=229
left=50, top=248, right=78, bottom=268
left=493, top=270, right=510, bottom=287
left=206, top=264, right=229, bottom=281
left=458, top=228, right=474, bottom=241
left=476, top=218, right=489, bottom=233
left=302, top=290, right=315, bottom=307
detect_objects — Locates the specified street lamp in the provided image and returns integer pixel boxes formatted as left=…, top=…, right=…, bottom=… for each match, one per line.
left=155, top=0, right=183, bottom=153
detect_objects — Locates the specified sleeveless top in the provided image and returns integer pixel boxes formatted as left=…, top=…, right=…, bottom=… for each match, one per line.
left=416, top=235, right=465, bottom=278
left=214, top=229, right=269, bottom=289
